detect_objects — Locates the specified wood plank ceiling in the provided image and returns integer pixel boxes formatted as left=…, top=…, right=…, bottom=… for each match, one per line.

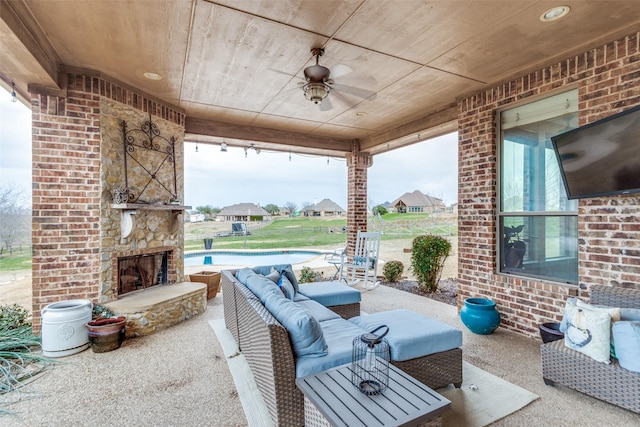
left=2, top=0, right=640, bottom=157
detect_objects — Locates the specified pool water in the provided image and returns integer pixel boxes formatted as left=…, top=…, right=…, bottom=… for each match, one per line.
left=184, top=250, right=321, bottom=267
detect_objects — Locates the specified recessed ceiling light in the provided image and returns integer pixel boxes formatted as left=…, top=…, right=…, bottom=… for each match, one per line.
left=540, top=6, right=570, bottom=22
left=143, top=72, right=162, bottom=80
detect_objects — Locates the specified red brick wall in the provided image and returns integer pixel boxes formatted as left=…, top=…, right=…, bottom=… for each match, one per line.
left=31, top=77, right=102, bottom=332
left=346, top=144, right=371, bottom=256
left=458, top=32, right=640, bottom=337
left=30, top=73, right=185, bottom=331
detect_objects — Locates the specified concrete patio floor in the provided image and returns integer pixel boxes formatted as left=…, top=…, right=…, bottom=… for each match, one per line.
left=1, top=283, right=638, bottom=426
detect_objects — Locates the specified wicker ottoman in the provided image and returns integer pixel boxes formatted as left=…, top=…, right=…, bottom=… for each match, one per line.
left=350, top=309, right=463, bottom=389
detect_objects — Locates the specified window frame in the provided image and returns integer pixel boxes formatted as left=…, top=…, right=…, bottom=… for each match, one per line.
left=496, top=90, right=579, bottom=285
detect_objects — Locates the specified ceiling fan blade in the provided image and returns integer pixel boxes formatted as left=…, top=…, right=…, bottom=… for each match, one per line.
left=319, top=96, right=333, bottom=111
left=331, top=64, right=353, bottom=79
left=331, top=83, right=377, bottom=100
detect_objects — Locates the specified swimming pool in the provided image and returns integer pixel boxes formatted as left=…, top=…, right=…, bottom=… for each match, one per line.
left=184, top=250, right=322, bottom=267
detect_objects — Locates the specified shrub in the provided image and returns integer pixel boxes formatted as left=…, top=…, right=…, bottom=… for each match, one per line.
left=298, top=266, right=319, bottom=283
left=0, top=304, right=31, bottom=329
left=382, top=261, right=404, bottom=282
left=410, top=235, right=451, bottom=292
left=1, top=304, right=53, bottom=411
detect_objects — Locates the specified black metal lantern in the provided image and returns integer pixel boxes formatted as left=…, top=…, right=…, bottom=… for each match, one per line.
left=351, top=325, right=390, bottom=395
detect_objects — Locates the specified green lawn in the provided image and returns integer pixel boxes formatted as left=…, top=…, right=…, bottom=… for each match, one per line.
left=0, top=252, right=32, bottom=271
left=0, top=214, right=457, bottom=270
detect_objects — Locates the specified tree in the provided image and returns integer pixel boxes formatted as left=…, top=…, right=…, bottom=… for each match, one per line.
left=284, top=201, right=298, bottom=215
left=373, top=205, right=388, bottom=216
left=263, top=204, right=280, bottom=215
left=0, top=184, right=31, bottom=255
left=196, top=205, right=220, bottom=215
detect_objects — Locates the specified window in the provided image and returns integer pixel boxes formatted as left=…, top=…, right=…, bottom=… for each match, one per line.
left=498, top=90, right=579, bottom=284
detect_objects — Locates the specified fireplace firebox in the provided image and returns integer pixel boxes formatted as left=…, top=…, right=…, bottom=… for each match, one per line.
left=114, top=248, right=174, bottom=296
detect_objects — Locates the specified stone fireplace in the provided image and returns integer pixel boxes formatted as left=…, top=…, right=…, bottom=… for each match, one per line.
left=30, top=73, right=205, bottom=334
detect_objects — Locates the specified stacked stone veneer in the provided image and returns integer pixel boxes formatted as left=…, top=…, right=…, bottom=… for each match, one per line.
left=31, top=72, right=199, bottom=332
left=458, top=31, right=640, bottom=337
left=99, top=97, right=185, bottom=301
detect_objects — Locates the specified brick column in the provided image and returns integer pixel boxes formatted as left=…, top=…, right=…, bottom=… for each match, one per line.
left=345, top=144, right=371, bottom=257
left=31, top=76, right=102, bottom=331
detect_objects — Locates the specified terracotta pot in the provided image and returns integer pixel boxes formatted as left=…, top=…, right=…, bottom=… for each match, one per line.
left=86, top=317, right=126, bottom=353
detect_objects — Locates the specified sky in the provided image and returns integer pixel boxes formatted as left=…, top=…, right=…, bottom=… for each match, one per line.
left=0, top=86, right=458, bottom=210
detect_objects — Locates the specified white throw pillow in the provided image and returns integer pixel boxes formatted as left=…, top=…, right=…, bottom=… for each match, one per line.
left=575, top=299, right=621, bottom=322
left=563, top=300, right=611, bottom=364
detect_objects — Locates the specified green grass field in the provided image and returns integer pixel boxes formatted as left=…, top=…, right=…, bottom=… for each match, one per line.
left=0, top=214, right=457, bottom=271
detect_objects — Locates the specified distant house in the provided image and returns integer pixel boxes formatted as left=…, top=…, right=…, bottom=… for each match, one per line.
left=277, top=207, right=292, bottom=217
left=391, top=190, right=446, bottom=213
left=217, top=203, right=271, bottom=222
left=300, top=199, right=345, bottom=217
left=186, top=210, right=205, bottom=223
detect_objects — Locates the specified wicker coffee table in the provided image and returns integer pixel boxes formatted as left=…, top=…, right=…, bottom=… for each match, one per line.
left=296, top=362, right=451, bottom=427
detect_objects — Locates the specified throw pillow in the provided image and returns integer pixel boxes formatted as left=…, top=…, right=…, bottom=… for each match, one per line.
left=563, top=300, right=611, bottom=363
left=559, top=297, right=577, bottom=333
left=237, top=268, right=281, bottom=303
left=575, top=299, right=621, bottom=322
left=263, top=291, right=328, bottom=358
left=612, top=321, right=640, bottom=373
left=278, top=274, right=296, bottom=300
left=265, top=267, right=281, bottom=284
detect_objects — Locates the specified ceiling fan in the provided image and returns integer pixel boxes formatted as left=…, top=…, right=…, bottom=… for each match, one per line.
left=302, top=48, right=333, bottom=105
left=300, top=47, right=376, bottom=109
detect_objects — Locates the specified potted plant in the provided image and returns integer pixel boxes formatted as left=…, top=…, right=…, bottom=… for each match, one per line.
left=503, top=225, right=526, bottom=268
left=86, top=305, right=126, bottom=353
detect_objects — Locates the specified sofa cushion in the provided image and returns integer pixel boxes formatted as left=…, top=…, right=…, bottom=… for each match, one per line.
left=563, top=300, right=611, bottom=363
left=278, top=274, right=296, bottom=300
left=349, top=309, right=462, bottom=361
left=296, top=299, right=341, bottom=322
left=612, top=321, right=640, bottom=373
left=293, top=293, right=309, bottom=302
left=236, top=268, right=281, bottom=304
left=298, top=281, right=361, bottom=307
left=263, top=291, right=327, bottom=359
left=252, top=264, right=300, bottom=293
left=296, top=318, right=365, bottom=377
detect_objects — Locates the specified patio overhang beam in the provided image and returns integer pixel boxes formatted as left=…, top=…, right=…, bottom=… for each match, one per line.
left=185, top=117, right=355, bottom=157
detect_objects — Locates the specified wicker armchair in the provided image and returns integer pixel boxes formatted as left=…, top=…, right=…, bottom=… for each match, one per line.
left=541, top=285, right=640, bottom=414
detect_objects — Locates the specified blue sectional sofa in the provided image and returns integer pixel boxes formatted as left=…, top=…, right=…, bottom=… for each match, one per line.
left=221, top=264, right=462, bottom=427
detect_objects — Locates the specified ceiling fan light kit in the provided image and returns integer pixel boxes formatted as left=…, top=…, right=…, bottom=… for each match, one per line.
left=304, top=82, right=330, bottom=104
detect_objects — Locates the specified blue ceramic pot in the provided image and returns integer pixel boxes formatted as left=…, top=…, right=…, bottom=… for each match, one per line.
left=460, top=298, right=501, bottom=335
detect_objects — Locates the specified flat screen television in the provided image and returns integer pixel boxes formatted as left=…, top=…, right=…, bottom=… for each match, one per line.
left=551, top=104, right=640, bottom=199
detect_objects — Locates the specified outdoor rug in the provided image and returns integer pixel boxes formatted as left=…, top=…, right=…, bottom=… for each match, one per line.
left=209, top=318, right=538, bottom=426
left=438, top=362, right=538, bottom=426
